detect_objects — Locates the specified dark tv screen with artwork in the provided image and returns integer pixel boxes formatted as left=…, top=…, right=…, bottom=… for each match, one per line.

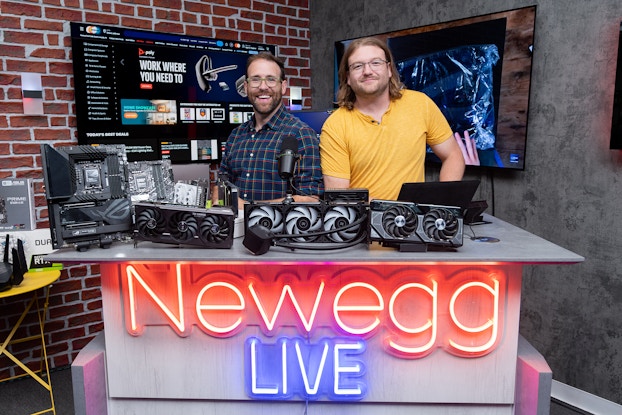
left=334, top=6, right=537, bottom=170
left=70, top=22, right=275, bottom=164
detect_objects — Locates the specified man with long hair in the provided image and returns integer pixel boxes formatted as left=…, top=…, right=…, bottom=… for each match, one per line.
left=320, top=37, right=467, bottom=200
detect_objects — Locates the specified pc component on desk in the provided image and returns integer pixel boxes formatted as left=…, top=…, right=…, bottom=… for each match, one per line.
left=216, top=179, right=239, bottom=216
left=127, top=160, right=175, bottom=203
left=173, top=178, right=211, bottom=208
left=40, top=144, right=134, bottom=251
left=243, top=200, right=368, bottom=255
left=368, top=200, right=464, bottom=252
left=323, top=188, right=369, bottom=204
left=133, top=202, right=234, bottom=249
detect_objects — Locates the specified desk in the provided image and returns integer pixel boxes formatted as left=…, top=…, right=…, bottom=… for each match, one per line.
left=0, top=270, right=61, bottom=415
left=49, top=215, right=583, bottom=415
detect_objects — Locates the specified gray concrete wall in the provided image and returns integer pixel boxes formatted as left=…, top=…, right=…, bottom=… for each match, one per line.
left=310, top=0, right=622, bottom=404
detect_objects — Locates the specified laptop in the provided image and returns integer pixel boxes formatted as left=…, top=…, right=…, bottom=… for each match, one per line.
left=397, top=180, right=480, bottom=210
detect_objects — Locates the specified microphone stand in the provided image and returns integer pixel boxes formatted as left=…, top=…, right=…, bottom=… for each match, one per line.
left=283, top=177, right=295, bottom=204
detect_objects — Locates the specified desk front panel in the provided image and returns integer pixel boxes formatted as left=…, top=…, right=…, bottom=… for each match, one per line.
left=100, top=260, right=522, bottom=405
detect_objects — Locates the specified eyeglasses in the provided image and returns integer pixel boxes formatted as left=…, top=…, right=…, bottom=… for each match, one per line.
left=246, top=76, right=282, bottom=88
left=348, top=59, right=389, bottom=73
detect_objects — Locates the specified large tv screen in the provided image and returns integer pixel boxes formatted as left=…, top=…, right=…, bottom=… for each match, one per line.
left=70, top=22, right=275, bottom=163
left=334, top=6, right=536, bottom=170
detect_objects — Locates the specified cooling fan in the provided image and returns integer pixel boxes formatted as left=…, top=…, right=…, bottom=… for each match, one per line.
left=368, top=200, right=463, bottom=250
left=380, top=204, right=419, bottom=239
left=200, top=213, right=232, bottom=244
left=324, top=205, right=365, bottom=242
left=133, top=203, right=234, bottom=248
left=169, top=211, right=199, bottom=243
left=246, top=204, right=284, bottom=233
left=284, top=205, right=323, bottom=242
left=135, top=206, right=166, bottom=238
left=422, top=207, right=460, bottom=241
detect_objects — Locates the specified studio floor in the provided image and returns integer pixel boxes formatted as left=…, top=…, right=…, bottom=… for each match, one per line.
left=0, top=366, right=74, bottom=415
left=0, top=365, right=583, bottom=415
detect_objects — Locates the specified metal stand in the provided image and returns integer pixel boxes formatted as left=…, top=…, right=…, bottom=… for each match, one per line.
left=0, top=271, right=61, bottom=415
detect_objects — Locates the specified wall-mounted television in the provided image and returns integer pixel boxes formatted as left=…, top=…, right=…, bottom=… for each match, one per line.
left=334, top=6, right=536, bottom=170
left=611, top=22, right=622, bottom=150
left=70, top=22, right=276, bottom=164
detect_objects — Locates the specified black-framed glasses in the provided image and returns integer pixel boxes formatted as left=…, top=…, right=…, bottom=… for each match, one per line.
left=246, top=76, right=282, bottom=88
left=348, top=59, right=389, bottom=73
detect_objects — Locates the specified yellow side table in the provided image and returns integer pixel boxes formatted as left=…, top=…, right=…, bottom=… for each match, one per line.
left=0, top=270, right=61, bottom=415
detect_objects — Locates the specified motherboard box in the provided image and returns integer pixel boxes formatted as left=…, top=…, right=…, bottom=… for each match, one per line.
left=0, top=178, right=36, bottom=231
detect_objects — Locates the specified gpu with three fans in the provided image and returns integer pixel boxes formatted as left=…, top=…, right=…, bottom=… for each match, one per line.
left=368, top=200, right=463, bottom=251
left=133, top=203, right=234, bottom=248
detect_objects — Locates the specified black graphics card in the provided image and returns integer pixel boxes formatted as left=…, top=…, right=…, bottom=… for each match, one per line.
left=134, top=203, right=234, bottom=249
left=368, top=200, right=463, bottom=251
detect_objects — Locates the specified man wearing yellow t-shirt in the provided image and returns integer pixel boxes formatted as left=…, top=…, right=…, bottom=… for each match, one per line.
left=320, top=37, right=467, bottom=200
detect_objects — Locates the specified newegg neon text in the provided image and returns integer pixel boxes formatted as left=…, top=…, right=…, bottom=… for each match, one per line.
left=121, top=263, right=505, bottom=400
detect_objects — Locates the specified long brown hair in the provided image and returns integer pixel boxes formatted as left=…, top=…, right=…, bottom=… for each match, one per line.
left=336, top=37, right=404, bottom=110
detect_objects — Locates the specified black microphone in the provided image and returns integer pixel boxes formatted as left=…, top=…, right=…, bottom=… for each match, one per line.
left=277, top=136, right=299, bottom=180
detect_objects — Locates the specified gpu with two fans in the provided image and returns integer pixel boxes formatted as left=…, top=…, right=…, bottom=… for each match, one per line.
left=368, top=200, right=463, bottom=251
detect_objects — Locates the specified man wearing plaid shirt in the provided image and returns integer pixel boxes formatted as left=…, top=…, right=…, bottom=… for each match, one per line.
left=218, top=52, right=323, bottom=209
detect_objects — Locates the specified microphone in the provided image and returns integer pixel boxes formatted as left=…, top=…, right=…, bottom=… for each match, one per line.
left=277, top=136, right=299, bottom=180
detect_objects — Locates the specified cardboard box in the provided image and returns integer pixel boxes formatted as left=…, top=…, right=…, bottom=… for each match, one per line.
left=0, top=178, right=36, bottom=231
left=1, top=229, right=62, bottom=272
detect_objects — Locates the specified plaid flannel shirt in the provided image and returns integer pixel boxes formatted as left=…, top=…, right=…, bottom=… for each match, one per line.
left=219, top=105, right=323, bottom=202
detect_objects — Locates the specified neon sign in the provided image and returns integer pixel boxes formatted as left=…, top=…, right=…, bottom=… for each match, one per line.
left=121, top=262, right=506, bottom=400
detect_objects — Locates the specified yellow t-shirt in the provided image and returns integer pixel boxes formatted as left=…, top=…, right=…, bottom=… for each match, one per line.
left=320, top=90, right=452, bottom=200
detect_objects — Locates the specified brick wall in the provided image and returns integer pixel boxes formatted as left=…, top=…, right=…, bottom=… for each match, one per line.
left=0, top=0, right=311, bottom=379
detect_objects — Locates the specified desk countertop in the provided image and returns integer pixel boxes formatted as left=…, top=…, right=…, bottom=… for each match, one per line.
left=46, top=215, right=584, bottom=265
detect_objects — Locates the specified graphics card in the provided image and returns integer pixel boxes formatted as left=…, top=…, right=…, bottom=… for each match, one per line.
left=368, top=200, right=463, bottom=251
left=244, top=201, right=368, bottom=247
left=134, top=203, right=234, bottom=248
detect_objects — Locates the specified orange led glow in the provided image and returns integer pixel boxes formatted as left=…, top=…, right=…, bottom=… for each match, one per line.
left=334, top=282, right=384, bottom=335
left=448, top=279, right=500, bottom=354
left=121, top=262, right=506, bottom=359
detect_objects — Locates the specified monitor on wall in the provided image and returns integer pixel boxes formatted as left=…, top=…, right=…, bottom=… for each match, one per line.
left=611, top=22, right=622, bottom=150
left=334, top=6, right=537, bottom=171
left=70, top=22, right=276, bottom=164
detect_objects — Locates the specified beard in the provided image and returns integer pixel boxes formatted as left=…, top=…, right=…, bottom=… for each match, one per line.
left=350, top=74, right=390, bottom=99
left=248, top=89, right=283, bottom=116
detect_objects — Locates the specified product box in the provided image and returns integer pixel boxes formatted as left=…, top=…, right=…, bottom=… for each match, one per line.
left=0, top=178, right=36, bottom=231
left=1, top=229, right=62, bottom=272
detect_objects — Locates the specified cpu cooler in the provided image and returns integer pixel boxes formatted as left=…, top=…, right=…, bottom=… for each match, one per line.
left=243, top=201, right=368, bottom=254
left=134, top=203, right=234, bottom=248
left=368, top=200, right=463, bottom=251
